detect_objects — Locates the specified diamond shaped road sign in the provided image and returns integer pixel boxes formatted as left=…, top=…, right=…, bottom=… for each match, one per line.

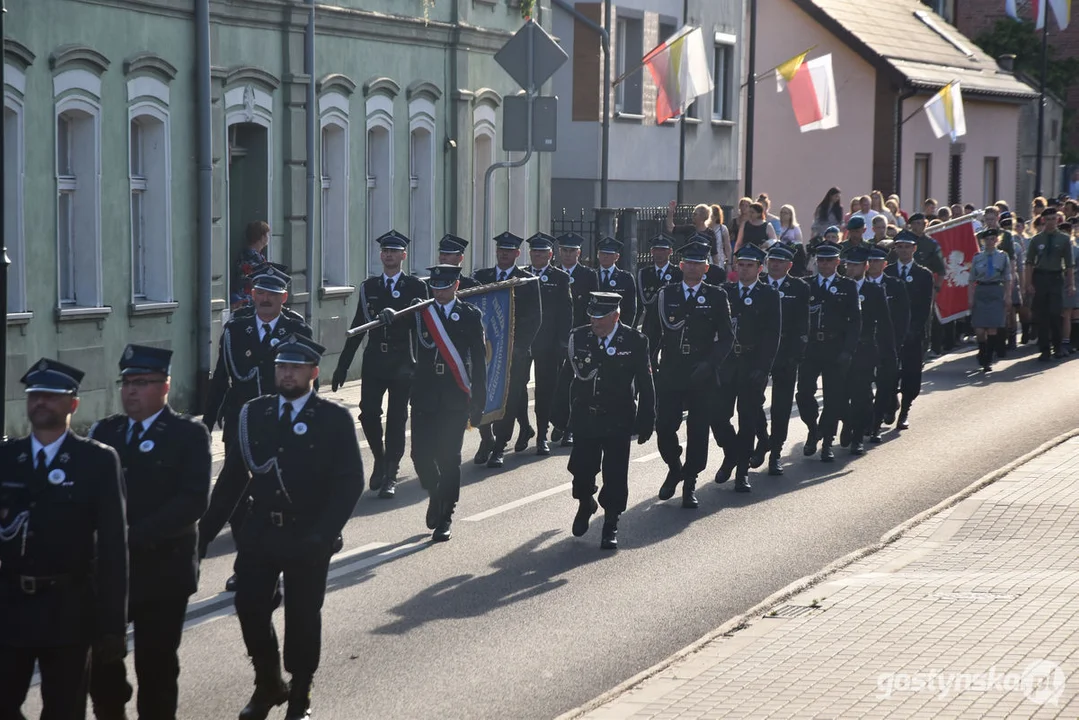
left=494, top=19, right=568, bottom=91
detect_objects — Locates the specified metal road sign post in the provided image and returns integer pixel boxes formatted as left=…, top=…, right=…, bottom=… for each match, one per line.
left=482, top=20, right=567, bottom=247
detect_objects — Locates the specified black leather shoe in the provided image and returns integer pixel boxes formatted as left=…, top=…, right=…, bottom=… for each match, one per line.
left=734, top=474, right=752, bottom=493
left=883, top=410, right=897, bottom=426
left=560, top=432, right=575, bottom=448
left=767, top=454, right=783, bottom=476
left=897, top=410, right=910, bottom=430
left=714, top=457, right=735, bottom=484
left=551, top=428, right=564, bottom=443
left=514, top=425, right=535, bottom=452
left=432, top=517, right=452, bottom=542
left=486, top=448, right=505, bottom=468
left=283, top=676, right=312, bottom=720
left=682, top=479, right=699, bottom=509
left=803, top=428, right=819, bottom=456
left=238, top=668, right=289, bottom=720
left=820, top=444, right=835, bottom=462
left=378, top=463, right=398, bottom=499
left=369, top=459, right=384, bottom=491
left=1038, top=351, right=1052, bottom=362
left=600, top=517, right=618, bottom=550
left=536, top=439, right=551, bottom=456
left=749, top=445, right=767, bottom=469
left=225, top=574, right=238, bottom=593
left=572, top=498, right=598, bottom=537
left=473, top=438, right=492, bottom=465
left=425, top=497, right=442, bottom=530
left=658, top=467, right=681, bottom=500
left=839, top=425, right=852, bottom=448
left=850, top=441, right=865, bottom=456
left=868, top=432, right=883, bottom=444
left=331, top=535, right=344, bottom=554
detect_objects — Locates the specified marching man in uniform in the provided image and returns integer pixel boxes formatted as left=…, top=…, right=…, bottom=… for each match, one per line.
left=595, top=237, right=637, bottom=323
left=635, top=234, right=683, bottom=366
left=200, top=336, right=364, bottom=720
left=555, top=292, right=655, bottom=549
left=0, top=360, right=128, bottom=720
left=407, top=265, right=488, bottom=542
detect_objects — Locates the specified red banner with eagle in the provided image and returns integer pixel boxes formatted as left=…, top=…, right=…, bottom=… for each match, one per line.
left=926, top=215, right=982, bottom=323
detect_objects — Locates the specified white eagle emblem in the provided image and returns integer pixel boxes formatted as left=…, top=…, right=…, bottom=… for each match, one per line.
left=945, top=250, right=970, bottom=287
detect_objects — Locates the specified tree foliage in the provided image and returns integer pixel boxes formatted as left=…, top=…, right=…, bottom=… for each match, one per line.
left=973, top=18, right=1079, bottom=99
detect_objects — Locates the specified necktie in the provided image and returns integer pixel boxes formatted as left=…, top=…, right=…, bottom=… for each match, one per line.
left=687, top=287, right=696, bottom=302
left=821, top=277, right=829, bottom=291
left=602, top=270, right=610, bottom=285
left=901, top=265, right=909, bottom=280
left=386, top=277, right=394, bottom=295
left=36, top=449, right=47, bottom=472
left=498, top=270, right=507, bottom=282
left=262, top=323, right=272, bottom=345
left=773, top=280, right=780, bottom=290
left=988, top=254, right=995, bottom=277
left=598, top=336, right=607, bottom=352
left=741, top=286, right=750, bottom=301
left=437, top=304, right=448, bottom=321
left=129, top=421, right=144, bottom=449
left=280, top=402, right=294, bottom=433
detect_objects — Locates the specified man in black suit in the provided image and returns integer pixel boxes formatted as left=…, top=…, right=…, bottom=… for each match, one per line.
left=0, top=359, right=127, bottom=720
left=88, top=345, right=211, bottom=720
left=472, top=232, right=543, bottom=469
left=757, top=244, right=810, bottom=476
left=333, top=230, right=429, bottom=498
left=200, top=335, right=364, bottom=720
left=884, top=231, right=935, bottom=430
left=595, top=236, right=637, bottom=323
left=867, top=245, right=910, bottom=443
left=554, top=232, right=599, bottom=448
left=436, top=234, right=480, bottom=291
left=408, top=265, right=488, bottom=541
left=203, top=263, right=312, bottom=591
left=839, top=247, right=895, bottom=455
left=635, top=234, right=684, bottom=366
left=522, top=233, right=573, bottom=455
left=796, top=243, right=861, bottom=462
left=554, top=292, right=655, bottom=549
left=712, top=245, right=781, bottom=492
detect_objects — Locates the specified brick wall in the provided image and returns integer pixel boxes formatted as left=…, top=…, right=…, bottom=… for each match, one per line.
left=955, top=0, right=1079, bottom=165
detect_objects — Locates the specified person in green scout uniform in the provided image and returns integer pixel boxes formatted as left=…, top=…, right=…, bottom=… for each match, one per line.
left=1023, top=208, right=1076, bottom=361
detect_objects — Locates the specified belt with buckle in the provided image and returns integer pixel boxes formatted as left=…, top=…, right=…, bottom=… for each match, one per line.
left=435, top=362, right=445, bottom=375
left=976, top=281, right=1002, bottom=286
left=680, top=344, right=692, bottom=355
left=587, top=405, right=605, bottom=415
left=5, top=573, right=76, bottom=595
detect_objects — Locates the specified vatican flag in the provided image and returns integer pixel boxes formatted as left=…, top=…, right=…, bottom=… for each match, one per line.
left=923, top=81, right=966, bottom=143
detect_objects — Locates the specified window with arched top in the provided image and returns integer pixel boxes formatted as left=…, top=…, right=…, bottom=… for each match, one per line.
left=408, top=82, right=440, bottom=270
left=365, top=77, right=399, bottom=275
left=472, top=98, right=498, bottom=267
left=5, top=41, right=33, bottom=319
left=319, top=77, right=354, bottom=291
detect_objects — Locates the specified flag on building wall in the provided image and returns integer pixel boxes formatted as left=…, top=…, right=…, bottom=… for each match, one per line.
left=1049, top=0, right=1072, bottom=28
left=775, top=53, right=838, bottom=132
left=642, top=25, right=713, bottom=124
left=1005, top=0, right=1020, bottom=20
left=923, top=81, right=967, bottom=142
left=927, top=217, right=981, bottom=323
left=1034, top=0, right=1047, bottom=28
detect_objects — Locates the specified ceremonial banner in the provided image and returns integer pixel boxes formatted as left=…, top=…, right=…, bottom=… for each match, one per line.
left=642, top=25, right=713, bottom=124
left=471, top=287, right=516, bottom=424
left=927, top=216, right=982, bottom=323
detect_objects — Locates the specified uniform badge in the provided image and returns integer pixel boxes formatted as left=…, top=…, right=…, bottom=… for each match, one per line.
left=38, top=359, right=48, bottom=371
left=697, top=295, right=706, bottom=304
left=451, top=312, right=460, bottom=321
left=270, top=338, right=280, bottom=347
left=541, top=274, right=548, bottom=282
left=829, top=286, right=838, bottom=294
left=779, top=292, right=785, bottom=298
left=294, top=422, right=308, bottom=436
left=669, top=316, right=676, bottom=322
left=59, top=453, right=70, bottom=464
left=139, top=439, right=155, bottom=453
left=609, top=280, right=617, bottom=287
left=17, top=452, right=27, bottom=463
left=663, top=274, right=670, bottom=281
left=906, top=276, right=914, bottom=283
left=606, top=346, right=616, bottom=356
left=392, top=290, right=401, bottom=298
left=744, top=297, right=753, bottom=306
left=858, top=295, right=865, bottom=303
left=569, top=277, right=575, bottom=285
left=123, top=346, right=134, bottom=360
left=246, top=350, right=253, bottom=357
left=47, top=469, right=66, bottom=485
left=246, top=326, right=254, bottom=334
left=584, top=356, right=592, bottom=364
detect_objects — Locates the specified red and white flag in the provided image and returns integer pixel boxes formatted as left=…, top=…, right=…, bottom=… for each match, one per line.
left=927, top=216, right=982, bottom=323
left=776, top=53, right=838, bottom=132
left=421, top=306, right=472, bottom=395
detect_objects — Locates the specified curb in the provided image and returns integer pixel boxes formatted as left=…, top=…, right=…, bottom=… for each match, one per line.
left=554, top=427, right=1079, bottom=720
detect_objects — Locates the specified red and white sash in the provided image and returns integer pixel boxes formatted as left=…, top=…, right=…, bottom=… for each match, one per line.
left=421, top=305, right=471, bottom=396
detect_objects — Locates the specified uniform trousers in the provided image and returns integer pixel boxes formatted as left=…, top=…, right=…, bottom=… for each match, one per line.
left=711, top=361, right=766, bottom=468
left=761, top=359, right=798, bottom=453
left=530, top=351, right=562, bottom=437
left=846, top=344, right=878, bottom=440
left=493, top=352, right=532, bottom=447
left=897, top=334, right=925, bottom=407
left=873, top=356, right=900, bottom=425
left=656, top=369, right=713, bottom=479
left=1032, top=271, right=1065, bottom=353
left=0, top=643, right=89, bottom=720
left=795, top=343, right=849, bottom=443
left=90, top=596, right=189, bottom=720
left=234, top=530, right=332, bottom=679
left=358, top=360, right=413, bottom=467
left=568, top=435, right=632, bottom=515
left=411, top=397, right=469, bottom=508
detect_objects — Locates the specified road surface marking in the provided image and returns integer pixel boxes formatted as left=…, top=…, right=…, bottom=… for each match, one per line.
left=462, top=483, right=574, bottom=522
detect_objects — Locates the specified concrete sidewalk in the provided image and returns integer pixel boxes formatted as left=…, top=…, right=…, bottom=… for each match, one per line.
left=564, top=433, right=1079, bottom=719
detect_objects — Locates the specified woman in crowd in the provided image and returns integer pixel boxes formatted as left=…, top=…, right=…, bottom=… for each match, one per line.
left=777, top=204, right=809, bottom=276
left=230, top=220, right=270, bottom=310
left=870, top=190, right=896, bottom=224
left=811, top=187, right=844, bottom=238
left=885, top=199, right=905, bottom=227
left=735, top=201, right=777, bottom=251
left=843, top=196, right=861, bottom=226
left=666, top=202, right=721, bottom=265
left=758, top=192, right=782, bottom=234
left=710, top=204, right=733, bottom=273
left=969, top=228, right=1012, bottom=372
left=728, top=196, right=753, bottom=247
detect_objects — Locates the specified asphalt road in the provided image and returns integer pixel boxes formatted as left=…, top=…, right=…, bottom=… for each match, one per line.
left=22, top=343, right=1079, bottom=719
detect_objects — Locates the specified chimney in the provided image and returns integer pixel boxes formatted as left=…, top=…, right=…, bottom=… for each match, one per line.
left=997, top=54, right=1016, bottom=72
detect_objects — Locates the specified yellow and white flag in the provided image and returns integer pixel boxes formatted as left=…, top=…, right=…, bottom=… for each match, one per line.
left=923, top=81, right=966, bottom=143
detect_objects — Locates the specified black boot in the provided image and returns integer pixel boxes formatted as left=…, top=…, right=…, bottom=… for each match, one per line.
left=572, top=498, right=598, bottom=537
left=682, top=477, right=699, bottom=509
left=239, top=657, right=290, bottom=720
left=535, top=432, right=551, bottom=456
left=734, top=467, right=752, bottom=493
left=486, top=444, right=506, bottom=468
left=600, top=514, right=619, bottom=550
left=1021, top=322, right=1031, bottom=344
left=284, top=675, right=312, bottom=720
left=714, top=456, right=735, bottom=484
left=514, top=425, right=535, bottom=452
left=767, top=451, right=784, bottom=476
left=749, top=442, right=767, bottom=469
left=378, top=461, right=398, bottom=498
left=369, top=458, right=384, bottom=491
left=473, top=436, right=492, bottom=465
left=820, top=441, right=835, bottom=462
left=425, top=495, right=443, bottom=530
left=432, top=505, right=454, bottom=542
left=995, top=332, right=1008, bottom=359
left=1007, top=329, right=1017, bottom=351
left=897, top=405, right=910, bottom=430
left=803, top=427, right=819, bottom=456
left=560, top=431, right=575, bottom=448
left=658, top=464, right=682, bottom=500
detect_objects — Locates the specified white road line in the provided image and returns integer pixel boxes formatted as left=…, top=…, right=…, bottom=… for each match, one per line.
left=633, top=451, right=663, bottom=463
left=461, top=483, right=573, bottom=522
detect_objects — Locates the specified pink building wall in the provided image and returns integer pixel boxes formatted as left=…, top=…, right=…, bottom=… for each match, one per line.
left=751, top=0, right=877, bottom=228
left=900, top=96, right=1020, bottom=212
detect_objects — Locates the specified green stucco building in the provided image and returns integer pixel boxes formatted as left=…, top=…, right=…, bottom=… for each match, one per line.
left=3, top=0, right=551, bottom=435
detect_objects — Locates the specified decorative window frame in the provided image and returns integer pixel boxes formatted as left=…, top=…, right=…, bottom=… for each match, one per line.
left=472, top=90, right=500, bottom=267
left=51, top=45, right=109, bottom=319
left=408, top=81, right=440, bottom=270
left=318, top=74, right=355, bottom=297
left=126, top=52, right=177, bottom=313
left=364, top=77, right=399, bottom=276
left=4, top=49, right=31, bottom=321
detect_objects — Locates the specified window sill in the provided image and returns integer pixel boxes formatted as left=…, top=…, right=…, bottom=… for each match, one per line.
left=6, top=311, right=33, bottom=326
left=614, top=111, right=644, bottom=122
left=711, top=118, right=736, bottom=127
left=684, top=116, right=702, bottom=126
left=320, top=285, right=355, bottom=300
left=129, top=301, right=179, bottom=317
left=56, top=306, right=112, bottom=322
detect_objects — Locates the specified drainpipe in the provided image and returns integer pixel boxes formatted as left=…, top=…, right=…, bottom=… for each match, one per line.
left=305, top=0, right=316, bottom=322
left=894, top=85, right=917, bottom=200
left=196, top=0, right=212, bottom=411
left=447, top=0, right=460, bottom=236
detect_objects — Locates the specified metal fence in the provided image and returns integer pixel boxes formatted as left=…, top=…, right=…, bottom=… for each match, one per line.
left=550, top=208, right=599, bottom=267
